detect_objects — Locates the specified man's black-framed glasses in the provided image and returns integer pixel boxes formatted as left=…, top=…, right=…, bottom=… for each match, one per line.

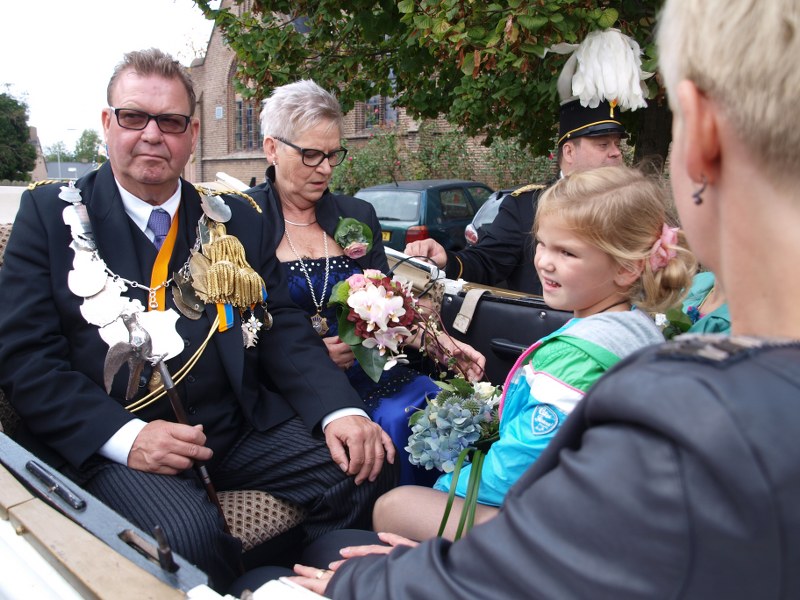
left=110, top=107, right=191, bottom=134
left=275, top=137, right=348, bottom=167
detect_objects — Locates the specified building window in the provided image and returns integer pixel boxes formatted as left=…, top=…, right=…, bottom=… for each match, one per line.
left=362, top=95, right=397, bottom=130
left=234, top=98, right=262, bottom=151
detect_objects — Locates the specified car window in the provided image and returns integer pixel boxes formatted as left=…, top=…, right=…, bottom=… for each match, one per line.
left=355, top=190, right=421, bottom=221
left=466, top=185, right=494, bottom=207
left=439, top=189, right=475, bottom=222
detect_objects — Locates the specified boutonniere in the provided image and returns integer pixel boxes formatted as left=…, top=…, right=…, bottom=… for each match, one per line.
left=334, top=217, right=373, bottom=259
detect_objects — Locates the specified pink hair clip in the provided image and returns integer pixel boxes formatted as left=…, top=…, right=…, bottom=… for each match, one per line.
left=649, top=224, right=678, bottom=273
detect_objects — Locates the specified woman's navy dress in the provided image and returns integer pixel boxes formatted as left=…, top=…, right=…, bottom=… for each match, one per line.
left=281, top=255, right=439, bottom=486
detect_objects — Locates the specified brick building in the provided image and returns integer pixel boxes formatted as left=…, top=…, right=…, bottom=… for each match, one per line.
left=188, top=0, right=433, bottom=186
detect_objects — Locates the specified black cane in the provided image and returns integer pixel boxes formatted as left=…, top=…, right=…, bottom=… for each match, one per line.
left=154, top=360, right=231, bottom=536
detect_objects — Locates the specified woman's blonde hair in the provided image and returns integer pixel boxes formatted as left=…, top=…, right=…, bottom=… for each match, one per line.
left=533, top=166, right=697, bottom=313
left=657, top=0, right=800, bottom=182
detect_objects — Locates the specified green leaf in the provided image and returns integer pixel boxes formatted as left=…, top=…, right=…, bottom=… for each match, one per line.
left=449, top=377, right=475, bottom=397
left=328, top=279, right=351, bottom=306
left=597, top=8, right=619, bottom=28
left=517, top=15, right=548, bottom=31
left=461, top=52, right=475, bottom=76
left=397, top=0, right=415, bottom=14
left=352, top=344, right=387, bottom=383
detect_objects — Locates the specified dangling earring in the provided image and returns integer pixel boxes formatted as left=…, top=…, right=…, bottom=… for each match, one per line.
left=272, top=160, right=277, bottom=166
left=692, top=175, right=707, bottom=205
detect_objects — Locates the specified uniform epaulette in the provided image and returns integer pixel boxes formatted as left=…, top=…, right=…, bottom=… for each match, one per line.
left=511, top=183, right=547, bottom=197
left=657, top=334, right=787, bottom=365
left=27, top=179, right=70, bottom=190
left=195, top=182, right=261, bottom=214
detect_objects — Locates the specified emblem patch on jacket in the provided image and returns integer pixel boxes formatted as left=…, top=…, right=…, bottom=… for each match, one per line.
left=531, top=404, right=559, bottom=435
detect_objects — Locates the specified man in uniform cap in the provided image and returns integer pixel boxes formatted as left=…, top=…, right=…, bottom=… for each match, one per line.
left=406, top=29, right=648, bottom=295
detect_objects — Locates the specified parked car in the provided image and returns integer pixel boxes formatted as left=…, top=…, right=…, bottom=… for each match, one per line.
left=355, top=179, right=494, bottom=251
left=464, top=188, right=513, bottom=246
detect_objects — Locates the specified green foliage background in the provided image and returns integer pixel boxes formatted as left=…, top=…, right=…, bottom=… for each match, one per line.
left=197, top=0, right=668, bottom=163
left=0, top=93, right=37, bottom=181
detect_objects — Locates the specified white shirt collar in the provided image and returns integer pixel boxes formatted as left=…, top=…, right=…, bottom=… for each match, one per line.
left=116, top=179, right=181, bottom=240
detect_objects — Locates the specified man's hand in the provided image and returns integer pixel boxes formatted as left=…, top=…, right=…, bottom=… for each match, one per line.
left=404, top=239, right=448, bottom=269
left=322, top=335, right=356, bottom=370
left=128, top=420, right=213, bottom=474
left=324, top=416, right=395, bottom=485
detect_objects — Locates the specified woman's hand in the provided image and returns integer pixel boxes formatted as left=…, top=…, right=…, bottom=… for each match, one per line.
left=286, top=532, right=418, bottom=594
left=336, top=531, right=418, bottom=561
left=429, top=336, right=486, bottom=382
left=323, top=335, right=356, bottom=370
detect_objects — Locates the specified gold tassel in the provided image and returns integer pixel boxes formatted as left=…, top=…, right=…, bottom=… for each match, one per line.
left=206, top=260, right=236, bottom=304
left=200, top=222, right=266, bottom=307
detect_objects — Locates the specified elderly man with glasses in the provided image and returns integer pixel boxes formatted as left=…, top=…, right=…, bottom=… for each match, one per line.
left=0, top=49, right=396, bottom=592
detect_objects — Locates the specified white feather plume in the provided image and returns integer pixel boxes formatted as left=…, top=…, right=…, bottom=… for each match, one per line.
left=552, top=29, right=652, bottom=111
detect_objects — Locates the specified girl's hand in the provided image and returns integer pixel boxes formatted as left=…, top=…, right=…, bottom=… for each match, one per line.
left=323, top=335, right=356, bottom=370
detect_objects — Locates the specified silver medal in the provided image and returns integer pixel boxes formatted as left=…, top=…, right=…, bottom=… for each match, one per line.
left=68, top=252, right=108, bottom=297
left=172, top=270, right=204, bottom=320
left=80, top=279, right=129, bottom=326
left=200, top=193, right=232, bottom=223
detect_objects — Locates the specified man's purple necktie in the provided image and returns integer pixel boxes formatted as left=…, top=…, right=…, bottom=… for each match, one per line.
left=147, top=208, right=171, bottom=250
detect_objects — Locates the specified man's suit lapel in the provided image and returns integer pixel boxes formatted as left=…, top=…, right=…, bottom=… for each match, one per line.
left=180, top=181, right=245, bottom=400
left=84, top=163, right=148, bottom=305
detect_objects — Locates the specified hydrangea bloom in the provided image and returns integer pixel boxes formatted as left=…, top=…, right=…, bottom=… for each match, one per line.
left=406, top=378, right=501, bottom=472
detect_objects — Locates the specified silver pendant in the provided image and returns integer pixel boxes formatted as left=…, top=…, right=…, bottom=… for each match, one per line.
left=242, top=313, right=262, bottom=348
left=310, top=312, right=329, bottom=336
left=80, top=279, right=129, bottom=326
left=262, top=308, right=273, bottom=331
left=68, top=252, right=108, bottom=297
left=200, top=194, right=232, bottom=223
left=172, top=270, right=204, bottom=320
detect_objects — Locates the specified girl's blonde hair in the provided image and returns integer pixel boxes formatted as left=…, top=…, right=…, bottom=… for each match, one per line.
left=533, top=166, right=697, bottom=313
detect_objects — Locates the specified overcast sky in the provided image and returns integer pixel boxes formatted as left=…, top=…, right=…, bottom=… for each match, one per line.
left=1, top=0, right=216, bottom=151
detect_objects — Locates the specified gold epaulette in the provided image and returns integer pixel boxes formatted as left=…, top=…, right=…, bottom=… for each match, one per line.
left=27, top=179, right=70, bottom=190
left=511, top=183, right=547, bottom=197
left=195, top=182, right=261, bottom=214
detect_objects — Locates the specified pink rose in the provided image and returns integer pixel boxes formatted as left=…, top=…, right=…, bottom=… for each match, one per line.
left=344, top=241, right=368, bottom=259
left=346, top=273, right=367, bottom=290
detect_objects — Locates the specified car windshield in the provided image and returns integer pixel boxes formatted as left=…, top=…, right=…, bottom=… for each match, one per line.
left=356, top=190, right=421, bottom=221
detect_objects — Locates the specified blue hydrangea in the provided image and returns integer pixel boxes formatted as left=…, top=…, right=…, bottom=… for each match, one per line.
left=406, top=390, right=499, bottom=473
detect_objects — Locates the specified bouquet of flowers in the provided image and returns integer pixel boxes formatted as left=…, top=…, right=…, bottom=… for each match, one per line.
left=406, top=377, right=500, bottom=473
left=328, top=269, right=418, bottom=382
left=406, top=377, right=502, bottom=540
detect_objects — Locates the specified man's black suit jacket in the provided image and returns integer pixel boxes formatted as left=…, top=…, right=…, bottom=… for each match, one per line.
left=443, top=185, right=548, bottom=295
left=0, top=163, right=365, bottom=470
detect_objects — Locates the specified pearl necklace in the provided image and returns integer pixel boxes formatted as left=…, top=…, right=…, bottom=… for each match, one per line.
left=284, top=218, right=317, bottom=227
left=284, top=226, right=330, bottom=336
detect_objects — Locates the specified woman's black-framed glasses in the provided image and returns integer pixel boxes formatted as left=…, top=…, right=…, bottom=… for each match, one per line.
left=110, top=107, right=191, bottom=134
left=275, top=137, right=348, bottom=167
